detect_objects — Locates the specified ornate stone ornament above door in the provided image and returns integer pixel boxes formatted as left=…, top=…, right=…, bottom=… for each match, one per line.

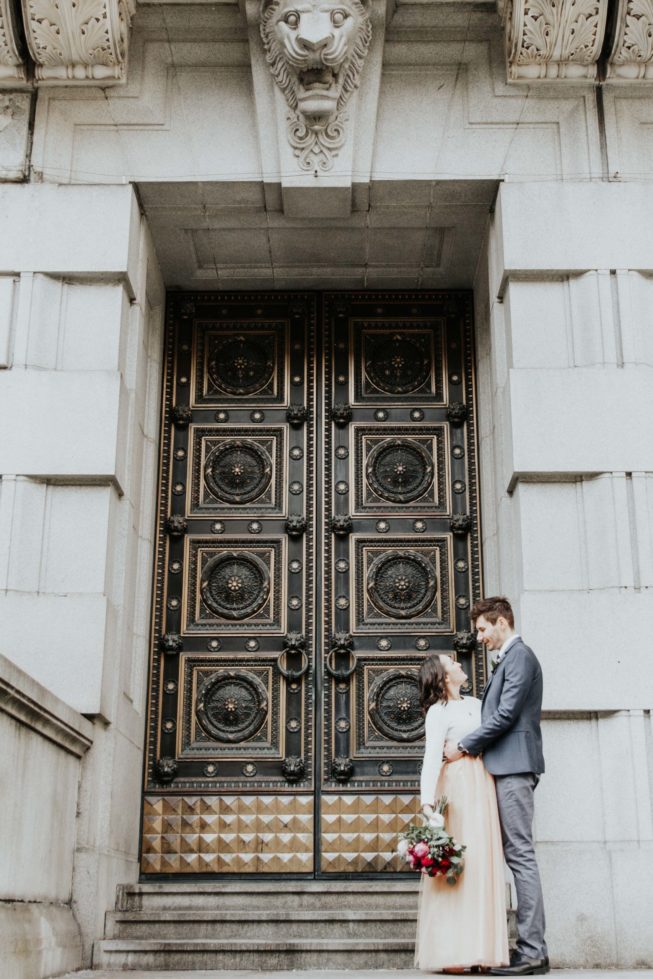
left=499, top=0, right=607, bottom=80
left=2, top=0, right=136, bottom=85
left=242, top=0, right=385, bottom=216
left=0, top=0, right=27, bottom=85
left=607, top=0, right=653, bottom=79
left=259, top=0, right=372, bottom=172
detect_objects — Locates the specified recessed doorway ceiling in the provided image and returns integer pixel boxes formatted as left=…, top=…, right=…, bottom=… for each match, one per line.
left=139, top=179, right=497, bottom=290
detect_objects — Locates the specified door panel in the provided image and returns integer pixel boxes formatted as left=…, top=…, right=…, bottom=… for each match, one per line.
left=318, top=293, right=481, bottom=872
left=141, top=291, right=483, bottom=877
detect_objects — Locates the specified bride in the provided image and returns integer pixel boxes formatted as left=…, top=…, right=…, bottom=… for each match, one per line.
left=415, top=654, right=509, bottom=973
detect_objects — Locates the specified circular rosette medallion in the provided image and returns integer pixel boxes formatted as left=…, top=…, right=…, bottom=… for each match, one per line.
left=204, top=440, right=272, bottom=505
left=195, top=670, right=269, bottom=743
left=368, top=671, right=424, bottom=742
left=200, top=551, right=270, bottom=620
left=365, top=334, right=431, bottom=394
left=366, top=438, right=434, bottom=504
left=367, top=550, right=437, bottom=618
left=208, top=335, right=274, bottom=395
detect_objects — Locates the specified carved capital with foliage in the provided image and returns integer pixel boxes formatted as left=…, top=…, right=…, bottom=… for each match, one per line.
left=608, top=0, right=653, bottom=79
left=499, top=0, right=607, bottom=81
left=0, top=0, right=26, bottom=84
left=21, top=0, right=134, bottom=84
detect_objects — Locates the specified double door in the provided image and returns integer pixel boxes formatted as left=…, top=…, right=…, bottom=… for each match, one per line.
left=142, top=291, right=483, bottom=875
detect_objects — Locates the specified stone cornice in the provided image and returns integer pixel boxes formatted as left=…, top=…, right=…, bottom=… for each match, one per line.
left=0, top=0, right=27, bottom=85
left=0, top=653, right=94, bottom=757
left=607, top=0, right=653, bottom=79
left=499, top=0, right=608, bottom=81
left=4, top=1, right=653, bottom=98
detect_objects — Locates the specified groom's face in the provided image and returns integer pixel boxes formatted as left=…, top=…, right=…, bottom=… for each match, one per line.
left=474, top=614, right=505, bottom=651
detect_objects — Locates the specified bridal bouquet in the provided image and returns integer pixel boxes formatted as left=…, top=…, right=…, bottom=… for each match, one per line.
left=396, top=796, right=466, bottom=884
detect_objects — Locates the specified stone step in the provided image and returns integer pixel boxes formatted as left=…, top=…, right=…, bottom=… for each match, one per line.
left=105, top=908, right=418, bottom=940
left=117, top=880, right=420, bottom=912
left=92, top=937, right=417, bottom=971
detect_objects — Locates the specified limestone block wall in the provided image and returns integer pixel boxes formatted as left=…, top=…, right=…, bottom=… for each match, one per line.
left=0, top=653, right=93, bottom=979
left=0, top=183, right=165, bottom=962
left=475, top=182, right=653, bottom=966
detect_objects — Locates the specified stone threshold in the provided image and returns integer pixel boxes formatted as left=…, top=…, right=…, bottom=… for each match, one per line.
left=60, top=970, right=653, bottom=978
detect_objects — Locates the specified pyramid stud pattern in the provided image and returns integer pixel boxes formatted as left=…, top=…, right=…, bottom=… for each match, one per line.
left=320, top=793, right=420, bottom=873
left=142, top=795, right=314, bottom=873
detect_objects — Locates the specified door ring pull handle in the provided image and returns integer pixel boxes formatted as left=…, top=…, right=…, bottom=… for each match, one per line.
left=325, top=648, right=357, bottom=681
left=276, top=648, right=309, bottom=681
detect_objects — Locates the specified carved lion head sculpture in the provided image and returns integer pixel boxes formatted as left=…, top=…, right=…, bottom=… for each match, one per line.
left=260, top=0, right=372, bottom=122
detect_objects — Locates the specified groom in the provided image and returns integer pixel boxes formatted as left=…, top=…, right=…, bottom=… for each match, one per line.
left=444, top=596, right=548, bottom=976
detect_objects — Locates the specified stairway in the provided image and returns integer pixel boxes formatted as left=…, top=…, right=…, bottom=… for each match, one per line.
left=93, top=880, right=421, bottom=970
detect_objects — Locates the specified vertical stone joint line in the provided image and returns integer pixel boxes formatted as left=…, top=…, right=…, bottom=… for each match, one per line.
left=609, top=269, right=625, bottom=368
left=624, top=472, right=641, bottom=590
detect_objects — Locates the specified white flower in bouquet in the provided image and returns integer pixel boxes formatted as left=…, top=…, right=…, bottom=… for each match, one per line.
left=428, top=812, right=445, bottom=830
left=397, top=838, right=410, bottom=859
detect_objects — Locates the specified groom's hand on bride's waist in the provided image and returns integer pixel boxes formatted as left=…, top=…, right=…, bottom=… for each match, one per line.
left=443, top=740, right=464, bottom=762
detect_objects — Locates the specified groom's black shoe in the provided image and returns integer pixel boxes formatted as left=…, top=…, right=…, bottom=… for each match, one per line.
left=490, top=957, right=550, bottom=976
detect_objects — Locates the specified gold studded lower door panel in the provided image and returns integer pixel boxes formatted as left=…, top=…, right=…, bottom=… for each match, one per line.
left=142, top=291, right=482, bottom=876
left=142, top=795, right=314, bottom=874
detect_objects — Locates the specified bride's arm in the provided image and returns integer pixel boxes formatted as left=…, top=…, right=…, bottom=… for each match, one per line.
left=420, top=704, right=447, bottom=813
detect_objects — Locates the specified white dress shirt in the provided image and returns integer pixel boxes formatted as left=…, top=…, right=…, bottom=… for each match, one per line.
left=492, top=632, right=521, bottom=666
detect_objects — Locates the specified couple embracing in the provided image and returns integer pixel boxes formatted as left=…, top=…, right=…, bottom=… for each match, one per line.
left=415, top=596, right=548, bottom=976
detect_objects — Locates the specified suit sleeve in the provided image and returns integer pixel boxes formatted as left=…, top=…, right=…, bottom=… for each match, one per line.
left=420, top=704, right=447, bottom=806
left=460, top=651, right=537, bottom=756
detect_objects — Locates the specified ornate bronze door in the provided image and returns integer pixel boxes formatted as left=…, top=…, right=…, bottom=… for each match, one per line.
left=142, top=292, right=482, bottom=876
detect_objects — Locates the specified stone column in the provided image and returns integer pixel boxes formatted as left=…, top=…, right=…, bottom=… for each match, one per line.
left=0, top=183, right=164, bottom=961
left=475, top=181, right=653, bottom=966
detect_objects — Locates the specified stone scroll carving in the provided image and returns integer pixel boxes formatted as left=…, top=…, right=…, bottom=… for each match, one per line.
left=0, top=0, right=27, bottom=84
left=499, top=0, right=607, bottom=80
left=259, top=0, right=372, bottom=171
left=607, top=0, right=653, bottom=79
left=21, top=0, right=134, bottom=83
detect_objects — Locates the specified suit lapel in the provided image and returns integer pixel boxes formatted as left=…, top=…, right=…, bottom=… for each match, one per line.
left=482, top=641, right=518, bottom=701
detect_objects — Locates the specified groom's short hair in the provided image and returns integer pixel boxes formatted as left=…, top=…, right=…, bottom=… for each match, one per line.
left=470, top=596, right=515, bottom=629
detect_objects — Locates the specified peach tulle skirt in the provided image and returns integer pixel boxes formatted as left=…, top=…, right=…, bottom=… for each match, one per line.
left=415, top=756, right=510, bottom=971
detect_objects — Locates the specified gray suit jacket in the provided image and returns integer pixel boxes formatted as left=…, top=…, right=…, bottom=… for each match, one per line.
left=460, top=638, right=545, bottom=776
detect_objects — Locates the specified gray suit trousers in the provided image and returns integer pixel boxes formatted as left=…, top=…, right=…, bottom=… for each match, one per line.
left=495, top=774, right=548, bottom=960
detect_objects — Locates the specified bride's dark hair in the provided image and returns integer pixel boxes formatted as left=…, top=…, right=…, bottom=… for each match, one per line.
left=418, top=655, right=448, bottom=714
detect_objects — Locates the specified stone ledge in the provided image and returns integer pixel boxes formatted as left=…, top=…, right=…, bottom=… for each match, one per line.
left=0, top=652, right=93, bottom=757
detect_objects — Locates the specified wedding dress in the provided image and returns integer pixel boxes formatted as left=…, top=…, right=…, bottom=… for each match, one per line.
left=415, top=697, right=510, bottom=971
